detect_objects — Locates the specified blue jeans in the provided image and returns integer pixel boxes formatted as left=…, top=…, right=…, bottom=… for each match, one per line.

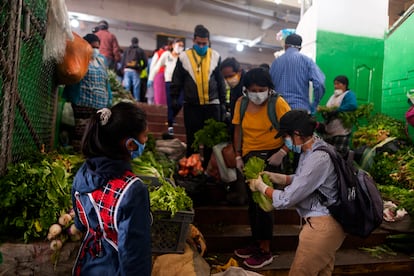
left=123, top=69, right=141, bottom=101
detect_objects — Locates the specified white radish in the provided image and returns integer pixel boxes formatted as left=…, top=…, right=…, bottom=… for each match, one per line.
left=50, top=239, right=63, bottom=251
left=58, top=213, right=72, bottom=226
left=48, top=223, right=62, bottom=238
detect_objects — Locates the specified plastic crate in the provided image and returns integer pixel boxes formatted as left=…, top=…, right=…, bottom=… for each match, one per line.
left=151, top=209, right=194, bottom=254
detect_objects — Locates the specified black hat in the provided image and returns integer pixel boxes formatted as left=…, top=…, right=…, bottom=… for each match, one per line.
left=275, top=109, right=316, bottom=138
left=285, top=33, right=302, bottom=47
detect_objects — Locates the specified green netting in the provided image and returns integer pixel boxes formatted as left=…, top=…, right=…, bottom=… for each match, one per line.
left=0, top=0, right=57, bottom=174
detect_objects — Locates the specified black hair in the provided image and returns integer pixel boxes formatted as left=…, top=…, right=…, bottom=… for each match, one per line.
left=259, top=63, right=270, bottom=71
left=131, top=37, right=139, bottom=45
left=98, top=20, right=109, bottom=30
left=243, top=67, right=274, bottom=90
left=83, top=33, right=100, bottom=45
left=334, top=75, right=349, bottom=90
left=81, top=102, right=147, bottom=160
left=220, top=57, right=240, bottom=73
left=194, top=24, right=210, bottom=39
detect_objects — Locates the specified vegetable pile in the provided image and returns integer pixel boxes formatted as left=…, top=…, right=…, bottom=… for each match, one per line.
left=192, top=118, right=229, bottom=151
left=0, top=152, right=84, bottom=243
left=318, top=103, right=373, bottom=129
left=243, top=157, right=274, bottom=212
left=177, top=153, right=204, bottom=177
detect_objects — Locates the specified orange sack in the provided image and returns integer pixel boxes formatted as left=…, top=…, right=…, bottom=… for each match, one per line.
left=56, top=32, right=93, bottom=85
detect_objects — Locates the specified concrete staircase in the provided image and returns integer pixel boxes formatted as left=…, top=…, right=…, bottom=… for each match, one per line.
left=137, top=102, right=186, bottom=143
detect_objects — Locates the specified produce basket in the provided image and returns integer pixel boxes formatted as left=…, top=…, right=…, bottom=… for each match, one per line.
left=151, top=209, right=195, bottom=254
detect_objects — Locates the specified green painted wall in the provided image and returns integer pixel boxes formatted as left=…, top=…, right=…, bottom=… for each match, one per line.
left=382, top=13, right=414, bottom=122
left=315, top=31, right=384, bottom=112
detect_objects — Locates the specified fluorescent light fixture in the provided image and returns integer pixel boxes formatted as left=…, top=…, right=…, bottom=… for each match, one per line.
left=236, top=43, right=244, bottom=52
left=70, top=18, right=79, bottom=28
left=274, top=0, right=282, bottom=4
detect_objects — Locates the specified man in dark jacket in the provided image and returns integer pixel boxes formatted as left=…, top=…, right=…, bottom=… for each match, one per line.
left=121, top=37, right=147, bottom=101
left=170, top=24, right=226, bottom=167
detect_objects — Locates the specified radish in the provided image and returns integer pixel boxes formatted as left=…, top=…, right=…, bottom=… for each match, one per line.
left=50, top=239, right=63, bottom=251
left=58, top=213, right=72, bottom=226
left=48, top=223, right=62, bottom=238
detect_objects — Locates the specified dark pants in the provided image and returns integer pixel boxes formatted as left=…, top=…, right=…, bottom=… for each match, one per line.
left=243, top=149, right=282, bottom=241
left=183, top=103, right=221, bottom=167
left=166, top=82, right=183, bottom=127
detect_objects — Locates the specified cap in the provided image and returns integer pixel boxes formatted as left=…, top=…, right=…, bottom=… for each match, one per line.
left=285, top=33, right=302, bottom=47
left=275, top=109, right=316, bottom=138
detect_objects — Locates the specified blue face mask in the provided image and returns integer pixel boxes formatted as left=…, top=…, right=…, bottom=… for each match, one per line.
left=284, top=137, right=302, bottom=153
left=126, top=138, right=145, bottom=159
left=193, top=44, right=208, bottom=56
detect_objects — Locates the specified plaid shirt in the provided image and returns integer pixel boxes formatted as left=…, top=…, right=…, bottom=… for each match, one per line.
left=77, top=54, right=112, bottom=109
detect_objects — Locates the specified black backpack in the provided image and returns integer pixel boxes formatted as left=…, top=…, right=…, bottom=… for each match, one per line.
left=315, top=144, right=383, bottom=238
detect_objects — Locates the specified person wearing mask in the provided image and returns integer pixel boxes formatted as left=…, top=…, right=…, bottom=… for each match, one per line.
left=121, top=37, right=147, bottom=101
left=232, top=68, right=291, bottom=269
left=71, top=102, right=151, bottom=275
left=63, top=33, right=112, bottom=152
left=148, top=39, right=185, bottom=135
left=220, top=57, right=245, bottom=139
left=94, top=20, right=121, bottom=70
left=317, top=75, right=357, bottom=158
left=170, top=24, right=226, bottom=167
left=248, top=109, right=345, bottom=276
left=270, top=33, right=326, bottom=114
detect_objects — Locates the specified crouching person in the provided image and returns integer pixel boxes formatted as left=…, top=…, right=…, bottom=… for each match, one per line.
left=248, top=110, right=345, bottom=276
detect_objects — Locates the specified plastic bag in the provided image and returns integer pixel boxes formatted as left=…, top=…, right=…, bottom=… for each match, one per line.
left=56, top=32, right=93, bottom=85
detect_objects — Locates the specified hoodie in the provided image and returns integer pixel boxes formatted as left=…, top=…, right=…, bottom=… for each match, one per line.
left=71, top=157, right=151, bottom=276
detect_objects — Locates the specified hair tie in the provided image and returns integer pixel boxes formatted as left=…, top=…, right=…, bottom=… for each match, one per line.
left=97, top=108, right=111, bottom=126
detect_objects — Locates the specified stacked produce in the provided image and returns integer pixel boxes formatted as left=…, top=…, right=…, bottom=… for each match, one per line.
left=177, top=154, right=204, bottom=177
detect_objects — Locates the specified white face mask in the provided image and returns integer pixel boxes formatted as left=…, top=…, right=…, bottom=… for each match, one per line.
left=225, top=74, right=240, bottom=88
left=334, top=89, right=344, bottom=96
left=174, top=45, right=184, bottom=54
left=93, top=48, right=100, bottom=57
left=247, top=90, right=269, bottom=105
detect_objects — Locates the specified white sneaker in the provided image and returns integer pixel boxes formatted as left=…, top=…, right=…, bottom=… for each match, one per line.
left=168, top=127, right=174, bottom=135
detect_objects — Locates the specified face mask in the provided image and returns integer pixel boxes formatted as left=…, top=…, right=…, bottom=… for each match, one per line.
left=334, top=89, right=344, bottom=96
left=226, top=74, right=240, bottom=88
left=247, top=90, right=269, bottom=105
left=126, top=138, right=145, bottom=159
left=193, top=44, right=208, bottom=56
left=283, top=137, right=302, bottom=153
left=93, top=48, right=100, bottom=57
left=174, top=45, right=184, bottom=54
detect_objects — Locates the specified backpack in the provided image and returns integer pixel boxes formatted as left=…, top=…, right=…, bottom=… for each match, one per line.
left=237, top=92, right=280, bottom=152
left=315, top=144, right=383, bottom=238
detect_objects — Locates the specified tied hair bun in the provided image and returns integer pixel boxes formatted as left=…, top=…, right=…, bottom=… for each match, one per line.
left=97, top=108, right=111, bottom=126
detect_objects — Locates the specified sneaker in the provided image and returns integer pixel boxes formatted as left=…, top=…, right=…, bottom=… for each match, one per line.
left=168, top=127, right=174, bottom=135
left=234, top=244, right=260, bottom=259
left=243, top=250, right=273, bottom=269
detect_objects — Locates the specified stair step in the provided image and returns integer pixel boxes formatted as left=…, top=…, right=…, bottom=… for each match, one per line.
left=199, top=224, right=389, bottom=252
left=194, top=205, right=302, bottom=225
left=206, top=248, right=414, bottom=275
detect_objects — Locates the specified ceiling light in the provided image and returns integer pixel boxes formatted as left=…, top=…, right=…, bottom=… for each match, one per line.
left=274, top=0, right=282, bottom=4
left=236, top=43, right=244, bottom=52
left=70, top=18, right=79, bottom=28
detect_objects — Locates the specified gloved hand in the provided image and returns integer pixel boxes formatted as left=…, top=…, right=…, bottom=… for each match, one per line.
left=261, top=171, right=287, bottom=185
left=267, top=148, right=287, bottom=166
left=236, top=156, right=244, bottom=172
left=248, top=175, right=268, bottom=194
left=147, top=80, right=153, bottom=88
